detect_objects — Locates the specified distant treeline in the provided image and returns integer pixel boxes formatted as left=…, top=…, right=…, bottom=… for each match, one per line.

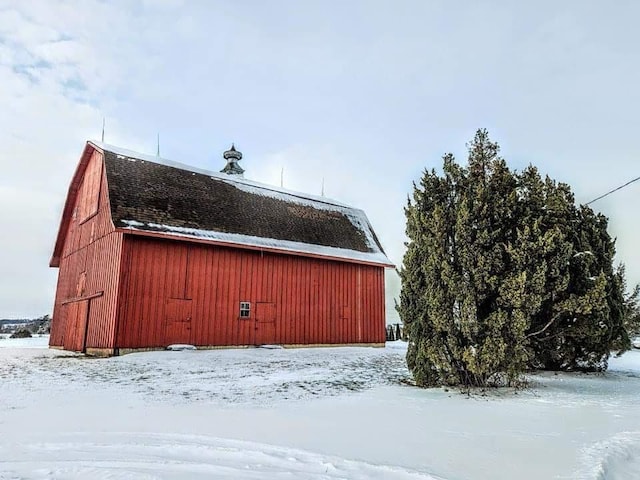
left=0, top=319, right=32, bottom=326
left=0, top=315, right=51, bottom=334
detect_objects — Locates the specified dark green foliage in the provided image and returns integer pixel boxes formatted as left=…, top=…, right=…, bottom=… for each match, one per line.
left=10, top=329, right=32, bottom=339
left=620, top=272, right=640, bottom=339
left=400, top=129, right=636, bottom=388
left=523, top=187, right=627, bottom=371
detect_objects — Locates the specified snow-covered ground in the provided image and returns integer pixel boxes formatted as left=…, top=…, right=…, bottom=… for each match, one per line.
left=1, top=336, right=639, bottom=480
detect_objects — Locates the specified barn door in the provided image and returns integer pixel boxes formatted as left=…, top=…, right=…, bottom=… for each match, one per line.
left=63, top=300, right=89, bottom=352
left=255, top=302, right=276, bottom=346
left=165, top=298, right=192, bottom=345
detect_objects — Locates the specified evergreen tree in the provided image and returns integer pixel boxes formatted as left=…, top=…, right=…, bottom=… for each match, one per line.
left=523, top=182, right=630, bottom=371
left=401, top=130, right=530, bottom=387
left=400, top=129, right=637, bottom=388
left=619, top=267, right=640, bottom=340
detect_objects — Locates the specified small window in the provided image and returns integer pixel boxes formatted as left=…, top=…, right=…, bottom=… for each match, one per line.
left=240, top=302, right=251, bottom=318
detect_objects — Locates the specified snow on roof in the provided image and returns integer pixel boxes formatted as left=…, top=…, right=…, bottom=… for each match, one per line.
left=91, top=141, right=392, bottom=267
left=90, top=141, right=350, bottom=208
left=121, top=220, right=392, bottom=266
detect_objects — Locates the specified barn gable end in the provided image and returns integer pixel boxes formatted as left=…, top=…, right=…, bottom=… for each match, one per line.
left=50, top=146, right=123, bottom=354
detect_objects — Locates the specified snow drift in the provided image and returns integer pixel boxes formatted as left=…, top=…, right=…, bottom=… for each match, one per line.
left=1, top=337, right=639, bottom=480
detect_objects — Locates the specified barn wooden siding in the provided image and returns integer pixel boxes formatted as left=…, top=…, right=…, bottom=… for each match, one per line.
left=115, top=236, right=386, bottom=350
left=50, top=151, right=122, bottom=353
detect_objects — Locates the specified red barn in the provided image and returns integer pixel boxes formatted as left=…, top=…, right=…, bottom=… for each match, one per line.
left=49, top=141, right=393, bottom=356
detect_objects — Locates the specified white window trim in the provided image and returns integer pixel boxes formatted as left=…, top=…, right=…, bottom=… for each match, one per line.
left=240, top=301, right=251, bottom=318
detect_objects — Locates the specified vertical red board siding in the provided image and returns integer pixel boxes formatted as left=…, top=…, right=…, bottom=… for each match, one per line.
left=115, top=235, right=386, bottom=350
left=83, top=232, right=123, bottom=349
left=50, top=151, right=122, bottom=352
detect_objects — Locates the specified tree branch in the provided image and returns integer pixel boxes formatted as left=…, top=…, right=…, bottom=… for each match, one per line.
left=526, top=313, right=561, bottom=339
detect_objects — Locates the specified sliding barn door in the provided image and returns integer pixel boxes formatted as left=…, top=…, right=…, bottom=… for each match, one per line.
left=63, top=300, right=90, bottom=352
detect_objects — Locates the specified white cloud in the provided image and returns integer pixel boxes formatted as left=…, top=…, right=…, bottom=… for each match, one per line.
left=0, top=0, right=639, bottom=318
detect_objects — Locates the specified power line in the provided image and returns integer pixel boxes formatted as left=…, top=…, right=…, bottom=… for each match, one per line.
left=586, top=175, right=640, bottom=206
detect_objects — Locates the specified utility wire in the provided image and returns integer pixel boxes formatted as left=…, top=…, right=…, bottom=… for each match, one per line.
left=586, top=175, right=640, bottom=205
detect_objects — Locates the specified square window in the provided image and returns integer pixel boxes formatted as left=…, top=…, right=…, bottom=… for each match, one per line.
left=240, top=302, right=250, bottom=318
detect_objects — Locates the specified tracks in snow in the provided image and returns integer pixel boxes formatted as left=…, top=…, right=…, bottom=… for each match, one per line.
left=0, top=432, right=440, bottom=480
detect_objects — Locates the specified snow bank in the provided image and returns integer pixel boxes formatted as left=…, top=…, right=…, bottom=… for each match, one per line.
left=166, top=344, right=197, bottom=351
left=1, top=339, right=640, bottom=480
left=579, top=431, right=640, bottom=480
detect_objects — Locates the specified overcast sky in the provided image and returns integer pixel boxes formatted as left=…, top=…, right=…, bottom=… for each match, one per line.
left=1, top=0, right=639, bottom=318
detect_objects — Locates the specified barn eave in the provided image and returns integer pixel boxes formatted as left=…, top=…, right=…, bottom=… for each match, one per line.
left=116, top=227, right=395, bottom=268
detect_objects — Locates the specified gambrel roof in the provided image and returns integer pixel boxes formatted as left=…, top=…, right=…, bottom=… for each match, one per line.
left=52, top=141, right=393, bottom=267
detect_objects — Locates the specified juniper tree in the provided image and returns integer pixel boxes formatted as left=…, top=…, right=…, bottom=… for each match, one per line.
left=401, top=130, right=531, bottom=387
left=521, top=175, right=631, bottom=371
left=619, top=266, right=640, bottom=340
left=400, top=129, right=637, bottom=388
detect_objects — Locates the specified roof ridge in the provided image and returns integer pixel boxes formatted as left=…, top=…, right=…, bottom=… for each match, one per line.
left=90, top=140, right=352, bottom=210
